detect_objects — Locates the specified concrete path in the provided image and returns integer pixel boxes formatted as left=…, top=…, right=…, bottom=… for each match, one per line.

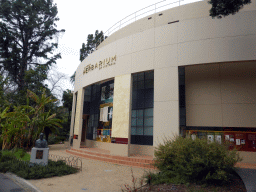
left=236, top=168, right=256, bottom=192
left=27, top=144, right=157, bottom=192
left=2, top=144, right=256, bottom=192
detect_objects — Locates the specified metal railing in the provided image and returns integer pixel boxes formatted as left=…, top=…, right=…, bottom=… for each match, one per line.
left=94, top=0, right=201, bottom=50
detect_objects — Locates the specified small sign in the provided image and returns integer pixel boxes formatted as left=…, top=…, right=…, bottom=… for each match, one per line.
left=241, top=139, right=246, bottom=145
left=215, top=135, right=222, bottom=144
left=36, top=150, right=43, bottom=159
left=225, top=135, right=229, bottom=141
left=207, top=135, right=214, bottom=144
left=230, top=138, right=234, bottom=142
left=236, top=139, right=241, bottom=145
left=191, top=134, right=196, bottom=140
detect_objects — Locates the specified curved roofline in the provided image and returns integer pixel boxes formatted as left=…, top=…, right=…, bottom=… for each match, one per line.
left=94, top=0, right=202, bottom=51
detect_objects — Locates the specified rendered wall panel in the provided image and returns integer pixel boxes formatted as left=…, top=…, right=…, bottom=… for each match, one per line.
left=178, top=11, right=256, bottom=43
left=112, top=74, right=132, bottom=138
left=154, top=67, right=179, bottom=102
left=131, top=48, right=154, bottom=73
left=222, top=104, right=256, bottom=127
left=115, top=35, right=133, bottom=57
left=155, top=44, right=178, bottom=69
left=220, top=62, right=256, bottom=104
left=186, top=104, right=223, bottom=127
left=178, top=39, right=212, bottom=66
left=74, top=89, right=84, bottom=135
left=132, top=28, right=155, bottom=52
left=185, top=64, right=221, bottom=105
left=155, top=24, right=178, bottom=47
left=208, top=35, right=256, bottom=63
left=153, top=100, right=179, bottom=146
left=113, top=54, right=132, bottom=76
left=186, top=62, right=256, bottom=127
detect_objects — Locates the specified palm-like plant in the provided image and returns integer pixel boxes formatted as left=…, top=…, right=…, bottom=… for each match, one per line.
left=0, top=88, right=63, bottom=150
left=26, top=88, right=63, bottom=147
left=34, top=110, right=63, bottom=142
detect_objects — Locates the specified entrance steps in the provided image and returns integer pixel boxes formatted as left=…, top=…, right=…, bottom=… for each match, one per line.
left=66, top=147, right=157, bottom=170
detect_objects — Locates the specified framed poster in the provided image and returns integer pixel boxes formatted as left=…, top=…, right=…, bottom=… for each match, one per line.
left=225, top=135, right=229, bottom=141
left=215, top=135, right=222, bottom=144
left=207, top=135, right=214, bottom=144
left=241, top=139, right=245, bottom=145
left=236, top=139, right=241, bottom=145
left=191, top=134, right=196, bottom=141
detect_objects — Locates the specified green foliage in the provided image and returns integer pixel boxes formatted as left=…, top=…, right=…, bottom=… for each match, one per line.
left=62, top=89, right=73, bottom=113
left=208, top=0, right=251, bottom=19
left=0, top=88, right=62, bottom=150
left=79, top=30, right=106, bottom=62
left=150, top=135, right=243, bottom=186
left=0, top=0, right=65, bottom=91
left=70, top=72, right=75, bottom=85
left=0, top=151, right=79, bottom=179
left=48, top=134, right=66, bottom=145
left=1, top=148, right=30, bottom=161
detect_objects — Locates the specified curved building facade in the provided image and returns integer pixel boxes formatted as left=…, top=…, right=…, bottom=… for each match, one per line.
left=70, top=0, right=256, bottom=162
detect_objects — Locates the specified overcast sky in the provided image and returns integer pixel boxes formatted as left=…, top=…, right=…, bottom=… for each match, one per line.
left=48, top=0, right=201, bottom=102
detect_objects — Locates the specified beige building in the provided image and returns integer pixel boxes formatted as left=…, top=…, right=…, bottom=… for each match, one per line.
left=70, top=0, right=256, bottom=163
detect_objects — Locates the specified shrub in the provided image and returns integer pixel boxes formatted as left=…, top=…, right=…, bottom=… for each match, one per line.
left=151, top=134, right=242, bottom=185
left=0, top=150, right=79, bottom=179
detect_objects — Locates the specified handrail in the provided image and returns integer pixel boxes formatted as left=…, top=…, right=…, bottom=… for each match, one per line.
left=94, top=0, right=200, bottom=51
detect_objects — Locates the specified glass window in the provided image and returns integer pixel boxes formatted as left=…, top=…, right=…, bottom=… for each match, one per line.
left=145, top=71, right=154, bottom=80
left=137, top=118, right=143, bottom=126
left=133, top=81, right=138, bottom=90
left=137, top=81, right=144, bottom=89
left=138, top=110, right=143, bottom=117
left=131, top=127, right=137, bottom=135
left=132, top=110, right=137, bottom=118
left=131, top=118, right=137, bottom=126
left=144, top=108, right=153, bottom=117
left=133, top=74, right=138, bottom=81
left=137, top=73, right=144, bottom=81
left=136, top=127, right=143, bottom=135
left=131, top=71, right=154, bottom=144
left=145, top=80, right=154, bottom=89
left=144, top=127, right=153, bottom=135
left=144, top=117, right=153, bottom=126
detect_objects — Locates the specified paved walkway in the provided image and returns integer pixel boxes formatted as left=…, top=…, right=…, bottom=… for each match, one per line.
left=2, top=144, right=256, bottom=192
left=27, top=144, right=157, bottom=192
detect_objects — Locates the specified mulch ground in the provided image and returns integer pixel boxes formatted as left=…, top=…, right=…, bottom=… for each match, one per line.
left=139, top=172, right=246, bottom=192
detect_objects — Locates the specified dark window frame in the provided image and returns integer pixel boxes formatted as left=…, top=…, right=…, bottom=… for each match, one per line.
left=131, top=71, right=154, bottom=145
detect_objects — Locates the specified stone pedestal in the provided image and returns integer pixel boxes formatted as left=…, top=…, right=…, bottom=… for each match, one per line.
left=30, top=147, right=49, bottom=166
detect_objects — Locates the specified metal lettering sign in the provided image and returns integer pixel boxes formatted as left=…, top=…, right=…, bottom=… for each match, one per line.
left=83, top=55, right=116, bottom=75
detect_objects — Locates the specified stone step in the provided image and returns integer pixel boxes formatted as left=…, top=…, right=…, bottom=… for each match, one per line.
left=70, top=148, right=154, bottom=164
left=66, top=149, right=157, bottom=170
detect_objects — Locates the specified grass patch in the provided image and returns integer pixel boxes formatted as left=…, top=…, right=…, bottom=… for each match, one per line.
left=1, top=148, right=30, bottom=161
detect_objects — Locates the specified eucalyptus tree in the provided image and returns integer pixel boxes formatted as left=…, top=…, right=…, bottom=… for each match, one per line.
left=0, top=0, right=65, bottom=93
left=208, top=0, right=251, bottom=18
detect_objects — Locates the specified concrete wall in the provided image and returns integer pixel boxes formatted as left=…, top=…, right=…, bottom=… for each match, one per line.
left=70, top=0, right=256, bottom=153
left=186, top=62, right=256, bottom=127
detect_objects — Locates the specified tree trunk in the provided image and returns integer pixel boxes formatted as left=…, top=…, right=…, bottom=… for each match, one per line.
left=44, top=127, right=50, bottom=142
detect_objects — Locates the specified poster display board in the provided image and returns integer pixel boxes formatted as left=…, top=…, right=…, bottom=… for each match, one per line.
left=187, top=130, right=256, bottom=152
